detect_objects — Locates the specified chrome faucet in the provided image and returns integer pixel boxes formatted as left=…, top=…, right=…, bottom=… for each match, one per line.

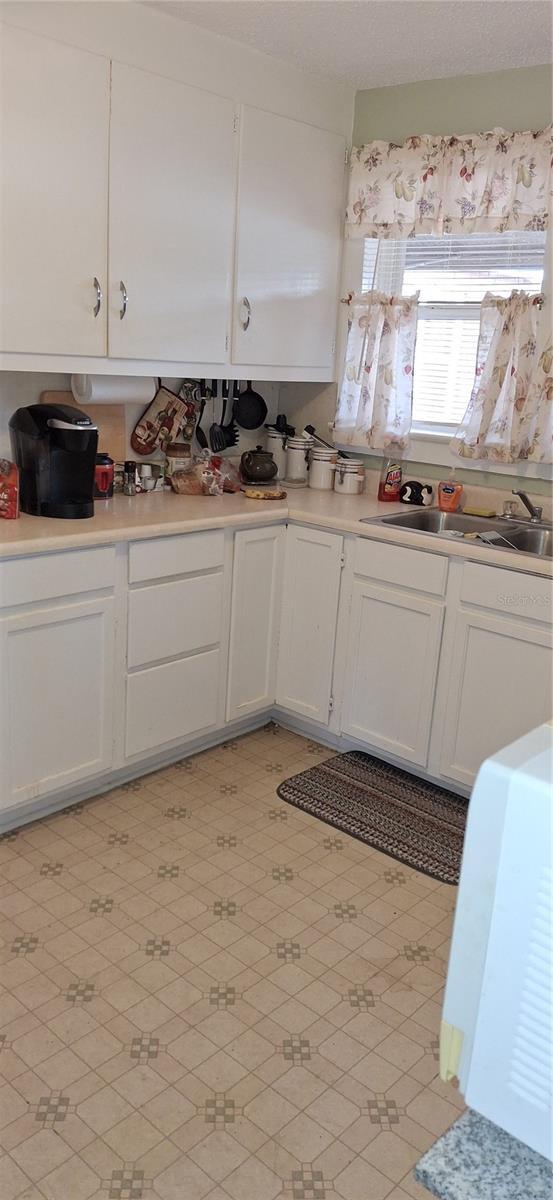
left=512, top=490, right=543, bottom=523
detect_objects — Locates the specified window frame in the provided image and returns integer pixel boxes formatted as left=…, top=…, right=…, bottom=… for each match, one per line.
left=335, top=232, right=552, bottom=482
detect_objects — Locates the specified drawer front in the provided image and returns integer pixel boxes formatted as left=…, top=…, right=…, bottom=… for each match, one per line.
left=461, top=561, right=553, bottom=622
left=0, top=545, right=116, bottom=608
left=355, top=537, right=447, bottom=596
left=129, top=530, right=224, bottom=583
left=126, top=648, right=220, bottom=758
left=128, top=572, right=223, bottom=668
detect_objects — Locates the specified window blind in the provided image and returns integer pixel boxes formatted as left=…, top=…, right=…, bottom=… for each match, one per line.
left=361, top=231, right=546, bottom=427
left=402, top=231, right=545, bottom=302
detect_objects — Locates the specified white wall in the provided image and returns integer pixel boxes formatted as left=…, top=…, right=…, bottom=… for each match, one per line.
left=0, top=372, right=280, bottom=461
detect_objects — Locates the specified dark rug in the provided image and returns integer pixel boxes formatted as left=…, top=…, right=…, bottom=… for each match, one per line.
left=277, top=750, right=468, bottom=885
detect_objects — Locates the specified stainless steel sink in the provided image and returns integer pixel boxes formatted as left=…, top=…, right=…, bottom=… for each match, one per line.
left=361, top=510, right=510, bottom=535
left=360, top=509, right=553, bottom=559
left=504, top=525, right=553, bottom=558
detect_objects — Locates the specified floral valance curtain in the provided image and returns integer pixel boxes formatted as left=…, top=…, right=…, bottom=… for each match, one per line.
left=451, top=292, right=551, bottom=463
left=346, top=126, right=552, bottom=239
left=335, top=292, right=418, bottom=451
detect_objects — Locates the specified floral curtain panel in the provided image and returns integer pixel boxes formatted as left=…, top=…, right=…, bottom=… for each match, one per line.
left=335, top=291, right=418, bottom=451
left=346, top=127, right=552, bottom=239
left=450, top=291, right=551, bottom=463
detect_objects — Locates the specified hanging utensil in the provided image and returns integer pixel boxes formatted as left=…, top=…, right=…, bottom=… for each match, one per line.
left=233, top=381, right=267, bottom=431
left=221, top=381, right=240, bottom=449
left=209, top=380, right=228, bottom=452
left=304, top=424, right=350, bottom=459
left=195, top=380, right=208, bottom=450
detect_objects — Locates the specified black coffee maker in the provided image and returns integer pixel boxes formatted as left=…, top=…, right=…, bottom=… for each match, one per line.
left=9, top=404, right=98, bottom=518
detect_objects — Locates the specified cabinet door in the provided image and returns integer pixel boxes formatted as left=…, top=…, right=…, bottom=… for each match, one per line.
left=0, top=24, right=109, bottom=355
left=276, top=526, right=343, bottom=724
left=342, top=580, right=445, bottom=767
left=126, top=649, right=220, bottom=759
left=109, top=62, right=236, bottom=362
left=0, top=598, right=115, bottom=808
left=439, top=609, right=553, bottom=789
left=232, top=106, right=345, bottom=368
left=226, top=526, right=285, bottom=721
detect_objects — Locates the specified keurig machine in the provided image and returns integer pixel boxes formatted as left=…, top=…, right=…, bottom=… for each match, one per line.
left=9, top=404, right=98, bottom=518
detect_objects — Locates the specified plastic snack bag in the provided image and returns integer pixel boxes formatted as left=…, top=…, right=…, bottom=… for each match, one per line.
left=0, top=459, right=20, bottom=519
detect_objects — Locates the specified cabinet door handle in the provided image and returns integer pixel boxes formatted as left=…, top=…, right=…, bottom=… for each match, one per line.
left=240, top=296, right=251, bottom=331
left=119, top=280, right=128, bottom=320
left=93, top=277, right=102, bottom=318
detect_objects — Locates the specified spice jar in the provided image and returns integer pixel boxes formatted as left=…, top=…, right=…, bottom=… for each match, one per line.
left=123, top=460, right=137, bottom=496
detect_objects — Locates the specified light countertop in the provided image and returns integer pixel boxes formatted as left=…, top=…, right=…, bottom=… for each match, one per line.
left=0, top=487, right=552, bottom=578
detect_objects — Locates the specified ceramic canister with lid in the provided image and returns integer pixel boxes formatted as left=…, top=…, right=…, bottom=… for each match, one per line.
left=285, top=435, right=313, bottom=484
left=334, top=458, right=366, bottom=495
left=266, top=429, right=288, bottom=479
left=308, top=445, right=337, bottom=490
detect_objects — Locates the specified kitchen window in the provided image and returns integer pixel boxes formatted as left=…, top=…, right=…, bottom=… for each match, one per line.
left=362, top=231, right=546, bottom=437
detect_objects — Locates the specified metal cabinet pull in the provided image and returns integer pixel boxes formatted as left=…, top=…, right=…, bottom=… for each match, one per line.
left=240, top=296, right=251, bottom=331
left=93, top=277, right=102, bottom=318
left=119, top=280, right=128, bottom=320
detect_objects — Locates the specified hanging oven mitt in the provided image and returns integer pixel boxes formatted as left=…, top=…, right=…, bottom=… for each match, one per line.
left=131, top=381, right=200, bottom=456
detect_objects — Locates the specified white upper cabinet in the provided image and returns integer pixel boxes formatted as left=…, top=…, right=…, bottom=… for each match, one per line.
left=0, top=21, right=347, bottom=374
left=232, top=106, right=345, bottom=369
left=108, top=63, right=236, bottom=363
left=0, top=24, right=109, bottom=356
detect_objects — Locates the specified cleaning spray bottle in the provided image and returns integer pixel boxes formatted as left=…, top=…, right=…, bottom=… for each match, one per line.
left=377, top=457, right=403, bottom=502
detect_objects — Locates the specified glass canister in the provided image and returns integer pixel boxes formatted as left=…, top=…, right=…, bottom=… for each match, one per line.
left=334, top=458, right=366, bottom=495
left=309, top=446, right=337, bottom=490
left=285, top=435, right=313, bottom=484
left=267, top=429, right=288, bottom=479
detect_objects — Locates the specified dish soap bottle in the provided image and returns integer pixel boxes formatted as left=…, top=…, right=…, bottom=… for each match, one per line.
left=438, top=471, right=463, bottom=512
left=378, top=457, right=402, bottom=502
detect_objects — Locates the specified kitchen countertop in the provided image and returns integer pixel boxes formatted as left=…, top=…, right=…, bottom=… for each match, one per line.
left=0, top=488, right=552, bottom=578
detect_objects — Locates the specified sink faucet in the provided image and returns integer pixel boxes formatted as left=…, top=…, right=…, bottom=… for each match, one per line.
left=512, top=490, right=543, bottom=523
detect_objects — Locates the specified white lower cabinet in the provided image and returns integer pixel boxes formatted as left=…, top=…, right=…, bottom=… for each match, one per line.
left=0, top=597, right=115, bottom=807
left=125, top=530, right=226, bottom=759
left=276, top=525, right=343, bottom=724
left=341, top=577, right=445, bottom=767
left=226, top=526, right=285, bottom=721
left=436, top=564, right=553, bottom=788
left=1, top=524, right=551, bottom=820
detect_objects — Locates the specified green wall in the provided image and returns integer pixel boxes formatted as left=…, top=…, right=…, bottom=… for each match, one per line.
left=353, top=64, right=552, bottom=144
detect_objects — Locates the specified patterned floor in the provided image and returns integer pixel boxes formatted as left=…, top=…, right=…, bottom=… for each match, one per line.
left=0, top=726, right=463, bottom=1200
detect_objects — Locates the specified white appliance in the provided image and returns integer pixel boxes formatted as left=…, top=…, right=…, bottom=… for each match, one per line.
left=440, top=721, right=553, bottom=1161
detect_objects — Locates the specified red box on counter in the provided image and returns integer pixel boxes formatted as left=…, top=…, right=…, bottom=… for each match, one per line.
left=0, top=458, right=20, bottom=519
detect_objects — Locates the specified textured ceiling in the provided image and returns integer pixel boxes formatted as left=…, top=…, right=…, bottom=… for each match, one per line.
left=148, top=1, right=552, bottom=89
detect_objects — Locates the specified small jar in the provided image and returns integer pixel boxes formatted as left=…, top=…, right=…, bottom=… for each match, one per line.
left=285, top=435, right=313, bottom=484
left=266, top=429, right=287, bottom=479
left=309, top=446, right=337, bottom=490
left=334, top=459, right=365, bottom=495
left=166, top=441, right=192, bottom=477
